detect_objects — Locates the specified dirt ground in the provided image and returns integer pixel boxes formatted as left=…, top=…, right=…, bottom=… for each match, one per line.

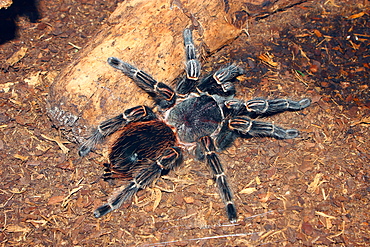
left=0, top=0, right=369, bottom=246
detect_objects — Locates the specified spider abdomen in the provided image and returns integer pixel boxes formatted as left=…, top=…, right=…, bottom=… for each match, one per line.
left=166, top=95, right=222, bottom=143
left=108, top=120, right=177, bottom=178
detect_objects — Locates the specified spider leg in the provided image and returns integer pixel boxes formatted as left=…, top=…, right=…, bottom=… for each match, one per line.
left=108, top=57, right=176, bottom=109
left=176, top=28, right=201, bottom=95
left=79, top=105, right=156, bottom=157
left=225, top=98, right=311, bottom=117
left=93, top=147, right=183, bottom=218
left=215, top=121, right=238, bottom=151
left=198, top=136, right=237, bottom=223
left=229, top=116, right=299, bottom=139
left=197, top=64, right=243, bottom=97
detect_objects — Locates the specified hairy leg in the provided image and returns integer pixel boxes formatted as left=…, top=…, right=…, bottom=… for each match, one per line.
left=197, top=64, right=243, bottom=97
left=229, top=116, right=299, bottom=139
left=94, top=147, right=183, bottom=218
left=176, top=28, right=201, bottom=95
left=108, top=57, right=176, bottom=109
left=79, top=105, right=156, bottom=157
left=225, top=98, right=311, bottom=117
left=198, top=136, right=237, bottom=223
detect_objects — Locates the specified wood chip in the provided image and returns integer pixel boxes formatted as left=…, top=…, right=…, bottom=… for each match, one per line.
left=62, top=185, right=83, bottom=207
left=13, top=154, right=28, bottom=161
left=258, top=52, right=278, bottom=67
left=41, top=134, right=70, bottom=153
left=239, top=187, right=257, bottom=194
left=5, top=225, right=31, bottom=233
left=315, top=211, right=336, bottom=219
left=24, top=71, right=42, bottom=87
left=0, top=0, right=12, bottom=9
left=6, top=47, right=27, bottom=66
left=306, top=173, right=325, bottom=193
left=48, top=195, right=65, bottom=205
left=152, top=188, right=162, bottom=211
left=183, top=196, right=195, bottom=204
left=347, top=12, right=365, bottom=19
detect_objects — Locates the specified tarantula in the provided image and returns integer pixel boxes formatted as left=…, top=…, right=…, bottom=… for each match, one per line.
left=79, top=28, right=310, bottom=222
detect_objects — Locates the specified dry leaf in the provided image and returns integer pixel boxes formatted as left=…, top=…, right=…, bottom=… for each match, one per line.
left=26, top=219, right=48, bottom=228
left=0, top=82, right=16, bottom=93
left=313, top=29, right=323, bottom=37
left=351, top=116, right=370, bottom=126
left=9, top=188, right=26, bottom=194
left=302, top=222, right=313, bottom=235
left=325, top=218, right=333, bottom=229
left=45, top=71, right=59, bottom=84
left=259, top=191, right=271, bottom=203
left=255, top=176, right=261, bottom=185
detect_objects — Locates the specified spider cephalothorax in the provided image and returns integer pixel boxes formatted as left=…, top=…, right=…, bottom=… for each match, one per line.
left=79, top=28, right=311, bottom=222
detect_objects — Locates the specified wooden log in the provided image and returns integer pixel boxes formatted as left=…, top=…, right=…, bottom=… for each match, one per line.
left=47, top=0, right=245, bottom=143
left=0, top=0, right=12, bottom=9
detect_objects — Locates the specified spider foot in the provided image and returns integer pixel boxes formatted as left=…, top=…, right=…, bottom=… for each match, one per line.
left=197, top=64, right=243, bottom=97
left=78, top=129, right=104, bottom=157
left=294, top=98, right=311, bottom=110
left=79, top=114, right=127, bottom=157
left=227, top=202, right=237, bottom=223
left=94, top=204, right=113, bottom=218
left=213, top=64, right=244, bottom=85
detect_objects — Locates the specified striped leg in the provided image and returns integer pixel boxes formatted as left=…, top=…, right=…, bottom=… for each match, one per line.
left=108, top=57, right=176, bottom=109
left=197, top=64, right=243, bottom=97
left=225, top=98, right=311, bottom=116
left=229, top=116, right=299, bottom=139
left=176, top=28, right=201, bottom=95
left=198, top=136, right=237, bottom=223
left=245, top=98, right=311, bottom=115
left=94, top=147, right=183, bottom=218
left=79, top=106, right=156, bottom=157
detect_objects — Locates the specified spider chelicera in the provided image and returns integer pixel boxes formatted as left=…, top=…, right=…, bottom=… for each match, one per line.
left=79, top=28, right=311, bottom=223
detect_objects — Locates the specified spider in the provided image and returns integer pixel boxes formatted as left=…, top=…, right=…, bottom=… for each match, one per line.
left=79, top=28, right=311, bottom=223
